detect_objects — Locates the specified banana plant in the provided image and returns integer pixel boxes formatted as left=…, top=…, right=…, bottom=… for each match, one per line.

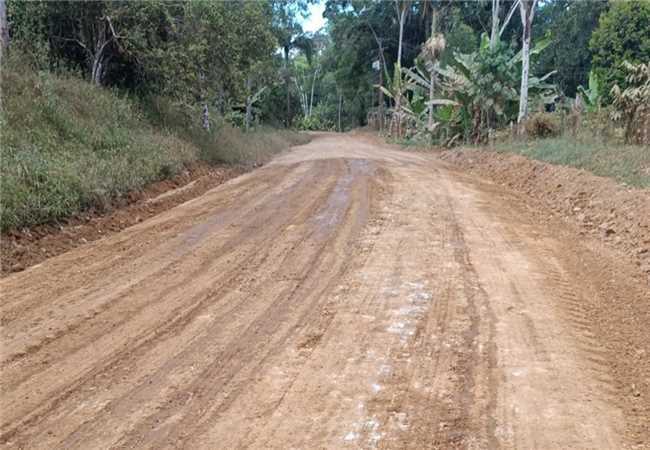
left=400, top=65, right=460, bottom=145
left=375, top=63, right=409, bottom=136
left=402, top=66, right=458, bottom=118
left=577, top=70, right=602, bottom=112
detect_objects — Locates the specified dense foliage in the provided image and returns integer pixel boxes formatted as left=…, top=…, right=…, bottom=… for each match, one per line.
left=534, top=0, right=607, bottom=97
left=590, top=1, right=650, bottom=102
left=6, top=0, right=647, bottom=135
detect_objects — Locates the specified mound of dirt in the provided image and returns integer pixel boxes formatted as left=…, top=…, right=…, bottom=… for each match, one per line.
left=439, top=148, right=650, bottom=283
left=1, top=163, right=244, bottom=276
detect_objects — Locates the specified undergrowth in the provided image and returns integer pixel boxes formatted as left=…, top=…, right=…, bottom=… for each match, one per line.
left=0, top=56, right=309, bottom=231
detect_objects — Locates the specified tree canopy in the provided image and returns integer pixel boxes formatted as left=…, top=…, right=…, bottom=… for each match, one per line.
left=4, top=0, right=647, bottom=137
left=590, top=1, right=650, bottom=101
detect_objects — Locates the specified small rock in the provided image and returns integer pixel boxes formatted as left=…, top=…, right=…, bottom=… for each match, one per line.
left=599, top=222, right=616, bottom=236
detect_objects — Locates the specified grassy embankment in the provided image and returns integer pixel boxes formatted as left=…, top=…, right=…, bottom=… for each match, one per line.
left=492, top=136, right=650, bottom=188
left=0, top=62, right=308, bottom=231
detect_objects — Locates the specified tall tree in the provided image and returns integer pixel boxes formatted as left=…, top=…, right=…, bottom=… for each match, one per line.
left=517, top=0, right=537, bottom=130
left=0, top=0, right=8, bottom=59
left=534, top=0, right=607, bottom=97
left=394, top=0, right=409, bottom=67
left=271, top=0, right=313, bottom=127
left=421, top=8, right=445, bottom=130
left=490, top=0, right=519, bottom=51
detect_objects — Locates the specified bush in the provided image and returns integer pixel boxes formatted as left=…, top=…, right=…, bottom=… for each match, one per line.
left=525, top=113, right=561, bottom=138
left=297, top=104, right=337, bottom=131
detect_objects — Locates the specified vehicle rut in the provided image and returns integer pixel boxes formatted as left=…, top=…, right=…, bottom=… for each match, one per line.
left=1, top=133, right=647, bottom=449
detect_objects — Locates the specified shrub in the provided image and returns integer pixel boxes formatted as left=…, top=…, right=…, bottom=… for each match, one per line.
left=525, top=113, right=561, bottom=138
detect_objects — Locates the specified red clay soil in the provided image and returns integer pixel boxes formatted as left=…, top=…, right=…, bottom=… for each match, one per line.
left=1, top=163, right=244, bottom=276
left=1, top=134, right=649, bottom=448
left=439, top=148, right=650, bottom=283
left=438, top=147, right=650, bottom=446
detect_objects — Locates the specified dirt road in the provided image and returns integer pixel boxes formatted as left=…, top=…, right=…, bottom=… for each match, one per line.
left=1, top=133, right=648, bottom=449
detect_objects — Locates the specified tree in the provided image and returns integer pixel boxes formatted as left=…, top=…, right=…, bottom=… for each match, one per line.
left=590, top=1, right=650, bottom=101
left=271, top=0, right=313, bottom=127
left=534, top=0, right=607, bottom=97
left=6, top=0, right=277, bottom=129
left=391, top=0, right=413, bottom=136
left=490, top=0, right=520, bottom=51
left=0, top=0, right=8, bottom=59
left=517, top=0, right=537, bottom=131
left=610, top=61, right=650, bottom=144
left=29, top=1, right=131, bottom=86
left=394, top=0, right=410, bottom=67
left=420, top=8, right=446, bottom=130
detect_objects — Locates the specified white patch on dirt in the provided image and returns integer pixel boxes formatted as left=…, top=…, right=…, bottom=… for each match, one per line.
left=364, top=417, right=384, bottom=448
left=386, top=280, right=433, bottom=343
left=379, top=364, right=392, bottom=376
left=344, top=431, right=359, bottom=442
left=344, top=280, right=432, bottom=446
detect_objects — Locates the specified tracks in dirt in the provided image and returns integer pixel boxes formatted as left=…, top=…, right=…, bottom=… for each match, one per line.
left=1, top=133, right=648, bottom=449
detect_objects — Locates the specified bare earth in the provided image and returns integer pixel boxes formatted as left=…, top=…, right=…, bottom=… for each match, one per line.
left=1, top=133, right=648, bottom=449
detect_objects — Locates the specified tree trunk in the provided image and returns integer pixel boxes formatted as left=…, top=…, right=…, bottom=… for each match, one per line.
left=293, top=77, right=308, bottom=117
left=428, top=72, right=435, bottom=130
left=245, top=76, right=253, bottom=131
left=378, top=66, right=384, bottom=132
left=517, top=0, right=537, bottom=135
left=0, top=0, right=8, bottom=62
left=89, top=16, right=122, bottom=86
left=368, top=24, right=387, bottom=132
left=490, top=0, right=500, bottom=51
left=394, top=2, right=407, bottom=138
left=284, top=47, right=291, bottom=128
left=501, top=0, right=520, bottom=40
left=518, top=33, right=530, bottom=126
left=338, top=93, right=343, bottom=132
left=309, top=65, right=319, bottom=118
left=396, top=3, right=407, bottom=67
left=91, top=51, right=109, bottom=86
left=202, top=103, right=210, bottom=131
left=427, top=9, right=438, bottom=131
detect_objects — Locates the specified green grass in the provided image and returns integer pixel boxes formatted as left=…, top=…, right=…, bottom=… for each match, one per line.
left=143, top=96, right=310, bottom=167
left=0, top=59, right=309, bottom=231
left=493, top=136, right=650, bottom=188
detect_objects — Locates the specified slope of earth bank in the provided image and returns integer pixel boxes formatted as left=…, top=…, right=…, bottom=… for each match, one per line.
left=439, top=148, right=650, bottom=282
left=1, top=164, right=244, bottom=276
